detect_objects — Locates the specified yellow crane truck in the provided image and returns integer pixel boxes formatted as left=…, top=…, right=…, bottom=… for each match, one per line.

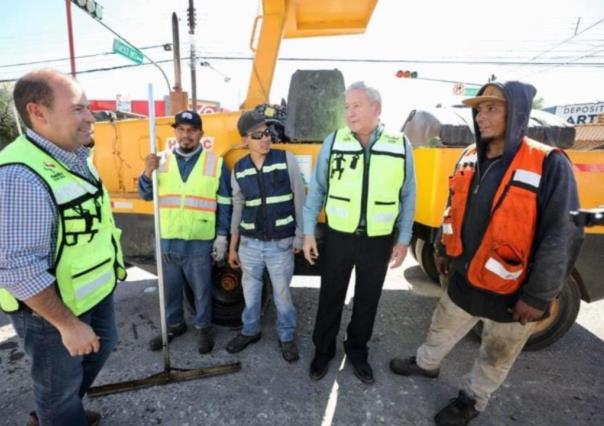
left=90, top=0, right=603, bottom=349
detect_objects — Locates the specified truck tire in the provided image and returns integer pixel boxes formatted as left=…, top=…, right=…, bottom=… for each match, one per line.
left=184, top=265, right=271, bottom=327
left=471, top=274, right=581, bottom=351
left=523, top=273, right=581, bottom=351
left=409, top=235, right=418, bottom=262
left=416, top=238, right=440, bottom=284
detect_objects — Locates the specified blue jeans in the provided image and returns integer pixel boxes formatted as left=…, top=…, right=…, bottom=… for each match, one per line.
left=9, top=294, right=117, bottom=426
left=163, top=249, right=213, bottom=329
left=238, top=236, right=297, bottom=342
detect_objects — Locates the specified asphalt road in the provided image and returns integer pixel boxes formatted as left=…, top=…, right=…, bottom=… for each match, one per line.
left=1, top=257, right=603, bottom=426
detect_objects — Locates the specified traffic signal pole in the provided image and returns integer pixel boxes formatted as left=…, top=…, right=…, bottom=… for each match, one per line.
left=65, top=0, right=77, bottom=77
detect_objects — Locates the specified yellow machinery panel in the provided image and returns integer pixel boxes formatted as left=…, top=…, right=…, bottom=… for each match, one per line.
left=414, top=147, right=604, bottom=235
left=283, top=0, right=377, bottom=38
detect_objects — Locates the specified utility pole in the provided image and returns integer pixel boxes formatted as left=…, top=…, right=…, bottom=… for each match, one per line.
left=169, top=12, right=188, bottom=114
left=65, top=0, right=77, bottom=76
left=173, top=13, right=182, bottom=91
left=188, top=0, right=197, bottom=110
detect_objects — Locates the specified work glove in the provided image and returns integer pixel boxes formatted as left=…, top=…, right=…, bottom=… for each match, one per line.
left=212, top=235, right=228, bottom=263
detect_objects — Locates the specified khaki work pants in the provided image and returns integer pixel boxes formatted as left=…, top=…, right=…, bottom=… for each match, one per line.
left=416, top=292, right=536, bottom=411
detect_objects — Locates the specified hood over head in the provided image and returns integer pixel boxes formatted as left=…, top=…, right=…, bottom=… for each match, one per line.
left=466, top=81, right=536, bottom=165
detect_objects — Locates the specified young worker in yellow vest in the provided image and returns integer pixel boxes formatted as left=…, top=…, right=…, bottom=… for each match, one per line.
left=303, top=81, right=416, bottom=384
left=0, top=69, right=127, bottom=425
left=138, top=110, right=232, bottom=354
left=226, top=105, right=305, bottom=362
left=389, top=81, right=583, bottom=425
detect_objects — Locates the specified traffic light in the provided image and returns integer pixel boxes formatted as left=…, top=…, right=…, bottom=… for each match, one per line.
left=72, top=0, right=103, bottom=20
left=395, top=70, right=418, bottom=79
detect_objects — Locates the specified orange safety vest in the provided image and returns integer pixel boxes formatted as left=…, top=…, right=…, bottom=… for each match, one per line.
left=441, top=137, right=556, bottom=295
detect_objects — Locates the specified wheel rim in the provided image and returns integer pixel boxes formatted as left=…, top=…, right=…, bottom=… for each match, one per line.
left=220, top=271, right=239, bottom=292
left=532, top=297, right=560, bottom=335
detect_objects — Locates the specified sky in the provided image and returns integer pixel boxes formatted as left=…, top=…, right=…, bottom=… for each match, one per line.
left=1, top=0, right=603, bottom=128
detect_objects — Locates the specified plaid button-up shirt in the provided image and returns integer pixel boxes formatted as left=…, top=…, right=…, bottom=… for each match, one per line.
left=0, top=128, right=93, bottom=300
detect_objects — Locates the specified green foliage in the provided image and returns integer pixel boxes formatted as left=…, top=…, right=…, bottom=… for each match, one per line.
left=0, top=84, right=20, bottom=150
left=533, top=96, right=545, bottom=110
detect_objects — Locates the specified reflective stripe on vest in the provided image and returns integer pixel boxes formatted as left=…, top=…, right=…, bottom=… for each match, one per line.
left=245, top=193, right=293, bottom=207
left=158, top=150, right=222, bottom=240
left=325, top=127, right=406, bottom=236
left=0, top=136, right=126, bottom=315
left=442, top=137, right=555, bottom=295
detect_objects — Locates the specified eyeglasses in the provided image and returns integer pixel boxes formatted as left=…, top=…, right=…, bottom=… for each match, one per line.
left=247, top=128, right=271, bottom=140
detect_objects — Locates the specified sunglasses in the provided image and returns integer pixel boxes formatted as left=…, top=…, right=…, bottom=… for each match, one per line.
left=247, top=128, right=271, bottom=140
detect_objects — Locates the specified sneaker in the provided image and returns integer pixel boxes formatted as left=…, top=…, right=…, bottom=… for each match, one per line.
left=350, top=359, right=374, bottom=384
left=226, top=332, right=261, bottom=353
left=27, top=410, right=101, bottom=426
left=309, top=356, right=330, bottom=381
left=148, top=323, right=188, bottom=351
left=279, top=340, right=300, bottom=363
left=434, top=390, right=480, bottom=426
left=389, top=356, right=439, bottom=378
left=198, top=327, right=214, bottom=354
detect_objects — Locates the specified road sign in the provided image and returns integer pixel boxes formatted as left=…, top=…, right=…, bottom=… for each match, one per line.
left=112, top=39, right=143, bottom=64
left=463, top=86, right=480, bottom=96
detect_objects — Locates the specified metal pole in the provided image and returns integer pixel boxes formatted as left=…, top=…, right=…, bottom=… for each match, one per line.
left=172, top=12, right=182, bottom=91
left=65, top=0, right=77, bottom=77
left=188, top=0, right=197, bottom=109
left=147, top=83, right=170, bottom=370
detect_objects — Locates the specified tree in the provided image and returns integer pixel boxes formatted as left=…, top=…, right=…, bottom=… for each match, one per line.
left=533, top=96, right=545, bottom=110
left=0, top=84, right=20, bottom=150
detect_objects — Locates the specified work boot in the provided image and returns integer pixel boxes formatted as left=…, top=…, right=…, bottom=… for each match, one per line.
left=434, top=390, right=480, bottom=426
left=27, top=410, right=101, bottom=426
left=279, top=340, right=300, bottom=363
left=198, top=327, right=214, bottom=354
left=226, top=332, right=261, bottom=353
left=350, top=359, right=375, bottom=384
left=389, top=356, right=440, bottom=378
left=148, top=322, right=187, bottom=351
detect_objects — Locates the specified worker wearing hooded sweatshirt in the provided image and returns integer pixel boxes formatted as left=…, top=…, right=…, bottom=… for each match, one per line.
left=389, top=81, right=583, bottom=426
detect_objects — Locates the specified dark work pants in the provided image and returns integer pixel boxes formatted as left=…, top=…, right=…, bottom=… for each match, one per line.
left=312, top=228, right=393, bottom=363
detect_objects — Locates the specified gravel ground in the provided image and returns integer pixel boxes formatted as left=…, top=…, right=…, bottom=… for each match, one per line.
left=1, top=257, right=603, bottom=426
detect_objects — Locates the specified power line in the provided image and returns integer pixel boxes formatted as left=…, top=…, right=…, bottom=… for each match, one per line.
left=0, top=44, right=170, bottom=70
left=2, top=55, right=603, bottom=84
left=526, top=17, right=604, bottom=63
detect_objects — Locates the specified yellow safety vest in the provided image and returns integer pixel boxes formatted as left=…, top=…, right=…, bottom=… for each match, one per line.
left=325, top=127, right=406, bottom=236
left=0, top=136, right=127, bottom=315
left=157, top=149, right=226, bottom=240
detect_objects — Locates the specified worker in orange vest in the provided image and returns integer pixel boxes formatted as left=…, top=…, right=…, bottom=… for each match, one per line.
left=390, top=81, right=583, bottom=425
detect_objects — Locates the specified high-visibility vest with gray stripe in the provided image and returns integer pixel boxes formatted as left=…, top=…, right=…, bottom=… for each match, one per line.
left=0, top=136, right=127, bottom=315
left=234, top=149, right=295, bottom=239
left=157, top=149, right=226, bottom=240
left=325, top=127, right=406, bottom=236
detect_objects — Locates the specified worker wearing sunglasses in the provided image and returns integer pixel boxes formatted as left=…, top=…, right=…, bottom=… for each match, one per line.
left=226, top=108, right=306, bottom=363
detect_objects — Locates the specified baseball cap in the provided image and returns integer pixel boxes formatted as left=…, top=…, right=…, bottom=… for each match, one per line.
left=462, top=84, right=507, bottom=108
left=172, top=110, right=202, bottom=130
left=237, top=110, right=267, bottom=136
